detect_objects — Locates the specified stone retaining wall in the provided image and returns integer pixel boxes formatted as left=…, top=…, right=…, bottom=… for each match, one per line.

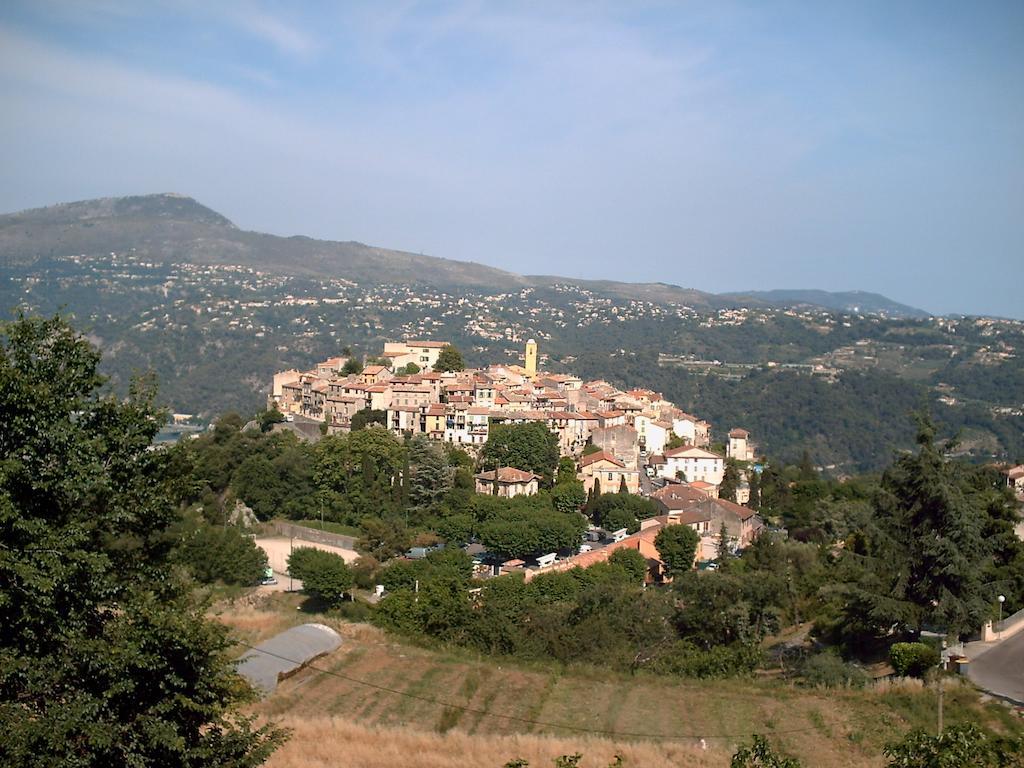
left=269, top=521, right=356, bottom=551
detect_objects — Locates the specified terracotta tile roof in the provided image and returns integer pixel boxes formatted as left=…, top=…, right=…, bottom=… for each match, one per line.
left=652, top=484, right=709, bottom=509
left=406, top=340, right=449, bottom=348
left=664, top=446, right=723, bottom=460
left=712, top=497, right=759, bottom=521
left=669, top=508, right=714, bottom=525
left=690, top=480, right=717, bottom=490
left=729, top=428, right=750, bottom=438
left=363, top=365, right=388, bottom=375
left=580, top=450, right=625, bottom=469
left=475, top=467, right=539, bottom=484
left=326, top=394, right=360, bottom=403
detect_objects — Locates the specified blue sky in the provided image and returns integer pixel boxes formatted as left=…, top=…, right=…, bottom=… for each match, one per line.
left=0, top=1, right=1021, bottom=317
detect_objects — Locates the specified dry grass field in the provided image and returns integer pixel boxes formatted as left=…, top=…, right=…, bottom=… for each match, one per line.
left=215, top=593, right=1024, bottom=768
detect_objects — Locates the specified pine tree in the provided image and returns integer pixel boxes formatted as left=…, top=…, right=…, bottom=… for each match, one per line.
left=748, top=469, right=761, bottom=510
left=716, top=522, right=734, bottom=566
left=719, top=459, right=741, bottom=502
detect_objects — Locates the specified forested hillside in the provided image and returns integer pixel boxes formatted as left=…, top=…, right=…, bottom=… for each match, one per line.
left=1, top=195, right=1022, bottom=471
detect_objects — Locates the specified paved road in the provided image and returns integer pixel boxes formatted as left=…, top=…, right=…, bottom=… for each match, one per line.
left=968, top=629, right=1024, bottom=704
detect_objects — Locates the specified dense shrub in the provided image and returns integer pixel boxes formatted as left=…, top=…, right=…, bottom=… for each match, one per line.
left=798, top=652, right=868, bottom=688
left=647, top=641, right=763, bottom=679
left=176, top=523, right=268, bottom=585
left=889, top=642, right=940, bottom=678
left=287, top=547, right=354, bottom=607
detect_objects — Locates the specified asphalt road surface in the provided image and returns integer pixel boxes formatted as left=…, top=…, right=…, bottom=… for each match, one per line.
left=969, top=629, right=1024, bottom=704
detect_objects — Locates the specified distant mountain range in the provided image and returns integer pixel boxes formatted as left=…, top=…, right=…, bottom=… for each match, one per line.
left=718, top=289, right=929, bottom=318
left=0, top=193, right=928, bottom=317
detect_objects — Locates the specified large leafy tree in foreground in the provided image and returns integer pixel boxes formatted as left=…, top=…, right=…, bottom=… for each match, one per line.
left=0, top=316, right=284, bottom=767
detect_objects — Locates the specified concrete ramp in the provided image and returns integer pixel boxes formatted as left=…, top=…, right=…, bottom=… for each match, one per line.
left=236, top=623, right=342, bottom=695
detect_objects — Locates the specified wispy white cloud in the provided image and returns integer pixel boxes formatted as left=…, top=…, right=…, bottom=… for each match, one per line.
left=224, top=6, right=318, bottom=58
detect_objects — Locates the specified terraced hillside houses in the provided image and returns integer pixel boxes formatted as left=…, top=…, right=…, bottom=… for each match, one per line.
left=270, top=339, right=757, bottom=509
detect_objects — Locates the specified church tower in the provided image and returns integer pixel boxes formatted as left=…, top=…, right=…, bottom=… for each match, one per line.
left=525, top=338, right=538, bottom=379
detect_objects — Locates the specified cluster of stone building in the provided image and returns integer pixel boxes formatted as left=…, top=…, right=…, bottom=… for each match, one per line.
left=271, top=338, right=763, bottom=571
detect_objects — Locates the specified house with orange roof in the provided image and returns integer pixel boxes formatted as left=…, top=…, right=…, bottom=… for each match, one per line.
left=689, top=480, right=719, bottom=498
left=382, top=339, right=450, bottom=371
left=1003, top=465, right=1024, bottom=498
left=727, top=428, right=753, bottom=461
left=651, top=482, right=710, bottom=513
left=358, top=365, right=392, bottom=385
left=590, top=425, right=638, bottom=462
left=579, top=450, right=640, bottom=494
left=316, top=356, right=349, bottom=377
left=526, top=524, right=667, bottom=583
left=420, top=403, right=447, bottom=440
left=474, top=467, right=540, bottom=498
left=660, top=445, right=724, bottom=485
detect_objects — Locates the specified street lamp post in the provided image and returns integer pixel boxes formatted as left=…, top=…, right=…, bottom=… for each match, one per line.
left=998, top=595, right=1006, bottom=638
left=289, top=536, right=294, bottom=593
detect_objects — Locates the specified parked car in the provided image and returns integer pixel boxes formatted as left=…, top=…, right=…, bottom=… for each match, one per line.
left=260, top=576, right=278, bottom=586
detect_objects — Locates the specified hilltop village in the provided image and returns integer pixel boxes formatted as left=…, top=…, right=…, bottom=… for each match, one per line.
left=270, top=338, right=764, bottom=575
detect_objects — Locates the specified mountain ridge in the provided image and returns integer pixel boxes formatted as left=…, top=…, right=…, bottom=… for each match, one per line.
left=718, top=289, right=929, bottom=318
left=0, top=193, right=928, bottom=316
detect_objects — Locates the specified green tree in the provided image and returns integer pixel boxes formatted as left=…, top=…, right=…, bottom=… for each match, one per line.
left=595, top=501, right=639, bottom=534
left=351, top=407, right=386, bottom=431
left=0, top=315, right=284, bottom=766
left=556, top=456, right=577, bottom=484
left=358, top=517, right=411, bottom=561
left=480, top=422, right=560, bottom=482
left=884, top=723, right=1024, bottom=768
left=609, top=548, right=648, bottom=583
left=655, top=525, right=700, bottom=576
left=552, top=481, right=586, bottom=515
left=436, top=513, right=474, bottom=545
left=731, top=735, right=802, bottom=767
left=258, top=403, right=285, bottom=432
left=402, top=362, right=421, bottom=375
left=434, top=344, right=465, bottom=372
left=748, top=469, right=761, bottom=511
left=287, top=547, right=354, bottom=607
left=342, top=357, right=363, bottom=375
left=863, top=416, right=990, bottom=638
left=720, top=459, right=741, bottom=502
left=888, top=642, right=940, bottom=678
left=407, top=436, right=453, bottom=513
left=716, top=521, right=734, bottom=565
left=176, top=522, right=268, bottom=585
